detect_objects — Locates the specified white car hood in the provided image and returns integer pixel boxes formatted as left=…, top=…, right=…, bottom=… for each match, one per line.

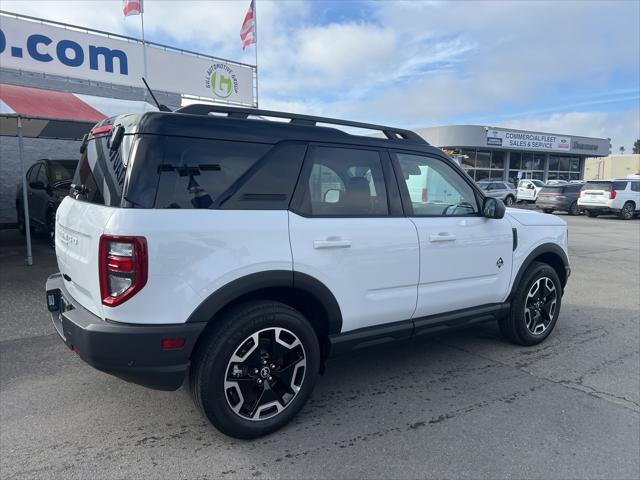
left=506, top=208, right=568, bottom=226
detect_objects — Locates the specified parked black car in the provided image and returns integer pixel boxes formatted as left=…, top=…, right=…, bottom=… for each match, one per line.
left=536, top=183, right=583, bottom=215
left=16, top=159, right=78, bottom=246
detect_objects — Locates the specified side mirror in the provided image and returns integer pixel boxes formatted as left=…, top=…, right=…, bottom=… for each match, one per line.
left=483, top=197, right=506, bottom=219
left=323, top=189, right=341, bottom=203
left=29, top=180, right=45, bottom=189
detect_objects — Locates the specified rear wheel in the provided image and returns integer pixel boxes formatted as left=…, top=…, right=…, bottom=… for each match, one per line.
left=500, top=262, right=562, bottom=346
left=586, top=210, right=599, bottom=218
left=543, top=208, right=554, bottom=214
left=190, top=301, right=320, bottom=439
left=504, top=195, right=514, bottom=207
left=568, top=201, right=580, bottom=216
left=619, top=202, right=635, bottom=220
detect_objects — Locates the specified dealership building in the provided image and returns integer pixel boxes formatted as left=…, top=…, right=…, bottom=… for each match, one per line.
left=416, top=125, right=610, bottom=185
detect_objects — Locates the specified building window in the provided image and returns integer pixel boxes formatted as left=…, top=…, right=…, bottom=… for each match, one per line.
left=549, top=155, right=580, bottom=182
left=454, top=149, right=504, bottom=182
left=508, top=151, right=543, bottom=184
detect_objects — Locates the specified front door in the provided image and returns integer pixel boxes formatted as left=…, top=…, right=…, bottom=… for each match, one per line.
left=289, top=145, right=419, bottom=333
left=391, top=152, right=513, bottom=320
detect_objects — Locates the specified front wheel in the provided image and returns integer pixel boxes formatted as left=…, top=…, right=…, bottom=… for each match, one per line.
left=190, top=301, right=320, bottom=439
left=499, top=262, right=562, bottom=346
left=586, top=210, right=599, bottom=218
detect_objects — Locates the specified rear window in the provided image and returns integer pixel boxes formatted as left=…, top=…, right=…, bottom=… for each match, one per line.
left=73, top=135, right=131, bottom=207
left=612, top=181, right=628, bottom=191
left=153, top=137, right=270, bottom=209
left=541, top=186, right=564, bottom=193
left=582, top=182, right=612, bottom=191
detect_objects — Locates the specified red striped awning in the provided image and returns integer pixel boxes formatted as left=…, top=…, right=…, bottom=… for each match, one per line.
left=0, top=83, right=106, bottom=122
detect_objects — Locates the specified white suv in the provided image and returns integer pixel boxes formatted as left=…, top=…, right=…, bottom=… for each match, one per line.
left=46, top=106, right=570, bottom=438
left=516, top=179, right=545, bottom=202
left=578, top=179, right=640, bottom=219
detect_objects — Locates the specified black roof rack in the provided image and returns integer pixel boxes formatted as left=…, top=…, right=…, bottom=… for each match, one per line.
left=175, top=104, right=427, bottom=144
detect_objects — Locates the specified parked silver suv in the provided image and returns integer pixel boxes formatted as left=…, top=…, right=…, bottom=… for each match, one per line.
left=477, top=181, right=517, bottom=206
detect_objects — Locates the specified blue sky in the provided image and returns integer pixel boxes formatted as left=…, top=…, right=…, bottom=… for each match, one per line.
left=3, top=0, right=639, bottom=150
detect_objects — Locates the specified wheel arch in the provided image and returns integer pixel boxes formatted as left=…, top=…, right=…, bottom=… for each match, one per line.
left=187, top=270, right=343, bottom=360
left=509, top=243, right=569, bottom=301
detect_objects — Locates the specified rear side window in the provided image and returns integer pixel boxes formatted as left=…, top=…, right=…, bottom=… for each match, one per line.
left=612, top=181, right=628, bottom=191
left=297, top=146, right=388, bottom=216
left=631, top=182, right=640, bottom=192
left=154, top=137, right=270, bottom=209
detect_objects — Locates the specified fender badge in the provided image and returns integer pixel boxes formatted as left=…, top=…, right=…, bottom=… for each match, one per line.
left=497, top=257, right=504, bottom=268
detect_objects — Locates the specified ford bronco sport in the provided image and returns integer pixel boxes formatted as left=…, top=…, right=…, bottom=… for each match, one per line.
left=46, top=105, right=570, bottom=438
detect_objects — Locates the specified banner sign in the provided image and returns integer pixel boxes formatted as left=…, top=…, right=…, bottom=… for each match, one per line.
left=0, top=15, right=255, bottom=105
left=487, top=128, right=571, bottom=152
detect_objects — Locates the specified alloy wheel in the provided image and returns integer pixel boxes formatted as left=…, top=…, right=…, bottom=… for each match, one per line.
left=524, top=277, right=557, bottom=335
left=224, top=327, right=306, bottom=421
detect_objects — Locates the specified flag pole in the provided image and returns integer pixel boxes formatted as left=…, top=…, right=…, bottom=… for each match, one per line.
left=253, top=0, right=259, bottom=108
left=140, top=3, right=149, bottom=101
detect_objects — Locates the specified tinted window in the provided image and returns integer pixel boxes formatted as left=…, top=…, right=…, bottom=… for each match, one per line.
left=74, top=135, right=129, bottom=207
left=36, top=164, right=48, bottom=184
left=631, top=182, right=640, bottom=192
left=396, top=153, right=478, bottom=216
left=532, top=180, right=545, bottom=188
left=612, top=181, right=628, bottom=191
left=506, top=182, right=516, bottom=189
left=300, top=147, right=388, bottom=216
left=582, top=182, right=611, bottom=191
left=154, top=138, right=270, bottom=209
left=49, top=160, right=77, bottom=183
left=28, top=164, right=41, bottom=183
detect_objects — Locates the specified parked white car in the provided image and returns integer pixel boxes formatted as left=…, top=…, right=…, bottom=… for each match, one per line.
left=578, top=179, right=640, bottom=219
left=46, top=106, right=571, bottom=438
left=517, top=179, right=545, bottom=202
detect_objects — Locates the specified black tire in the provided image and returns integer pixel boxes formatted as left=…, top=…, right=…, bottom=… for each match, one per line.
left=190, top=301, right=320, bottom=439
left=586, top=210, right=599, bottom=218
left=46, top=209, right=56, bottom=248
left=543, top=208, right=553, bottom=214
left=504, top=196, right=514, bottom=207
left=568, top=201, right=580, bottom=216
left=619, top=202, right=635, bottom=220
left=499, top=261, right=562, bottom=346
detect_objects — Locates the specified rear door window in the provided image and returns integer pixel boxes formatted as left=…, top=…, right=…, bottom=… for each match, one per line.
left=153, top=137, right=271, bottom=209
left=612, top=181, right=628, bottom=191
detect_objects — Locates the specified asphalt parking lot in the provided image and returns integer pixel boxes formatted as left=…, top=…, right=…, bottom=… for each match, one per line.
left=1, top=214, right=639, bottom=480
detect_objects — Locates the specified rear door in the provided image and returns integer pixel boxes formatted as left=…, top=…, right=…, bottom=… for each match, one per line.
left=55, top=127, right=130, bottom=318
left=289, top=145, right=419, bottom=333
left=517, top=180, right=535, bottom=201
left=579, top=182, right=612, bottom=206
left=391, top=151, right=513, bottom=319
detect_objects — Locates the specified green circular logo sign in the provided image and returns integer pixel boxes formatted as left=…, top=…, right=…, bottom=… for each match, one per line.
left=205, top=64, right=239, bottom=99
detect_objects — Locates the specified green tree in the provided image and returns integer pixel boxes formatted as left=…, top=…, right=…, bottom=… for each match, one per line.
left=633, top=139, right=640, bottom=154
left=619, top=146, right=625, bottom=154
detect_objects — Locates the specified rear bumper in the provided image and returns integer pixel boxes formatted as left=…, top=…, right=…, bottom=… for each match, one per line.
left=536, top=200, right=572, bottom=210
left=46, top=273, right=206, bottom=391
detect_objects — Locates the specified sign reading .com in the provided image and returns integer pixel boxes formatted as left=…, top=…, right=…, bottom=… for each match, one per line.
left=0, top=14, right=256, bottom=105
left=0, top=29, right=128, bottom=75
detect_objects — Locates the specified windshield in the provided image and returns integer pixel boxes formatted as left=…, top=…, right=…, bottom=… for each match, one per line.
left=49, top=160, right=78, bottom=184
left=532, top=180, right=545, bottom=187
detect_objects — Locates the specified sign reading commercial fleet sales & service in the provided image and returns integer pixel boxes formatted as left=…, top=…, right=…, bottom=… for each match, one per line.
left=487, top=129, right=571, bottom=152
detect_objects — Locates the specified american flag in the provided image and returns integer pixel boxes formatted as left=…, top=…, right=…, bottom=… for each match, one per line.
left=122, top=0, right=143, bottom=17
left=240, top=0, right=256, bottom=50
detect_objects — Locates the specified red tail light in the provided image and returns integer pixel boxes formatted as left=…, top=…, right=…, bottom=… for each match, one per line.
left=421, top=188, right=428, bottom=203
left=610, top=190, right=616, bottom=199
left=99, top=235, right=148, bottom=307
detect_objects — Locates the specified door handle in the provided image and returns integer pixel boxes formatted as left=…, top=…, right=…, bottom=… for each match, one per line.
left=313, top=238, right=352, bottom=249
left=429, top=232, right=457, bottom=242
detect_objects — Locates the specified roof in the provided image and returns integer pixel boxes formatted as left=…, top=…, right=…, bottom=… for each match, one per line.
left=0, top=83, right=156, bottom=139
left=125, top=106, right=441, bottom=154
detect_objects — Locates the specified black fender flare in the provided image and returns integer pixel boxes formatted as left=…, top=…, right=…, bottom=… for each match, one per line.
left=186, top=270, right=343, bottom=335
left=508, top=243, right=570, bottom=301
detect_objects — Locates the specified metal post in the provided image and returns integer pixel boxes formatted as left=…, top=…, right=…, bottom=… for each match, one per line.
left=17, top=116, right=33, bottom=266
left=253, top=0, right=259, bottom=108
left=140, top=8, right=149, bottom=101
